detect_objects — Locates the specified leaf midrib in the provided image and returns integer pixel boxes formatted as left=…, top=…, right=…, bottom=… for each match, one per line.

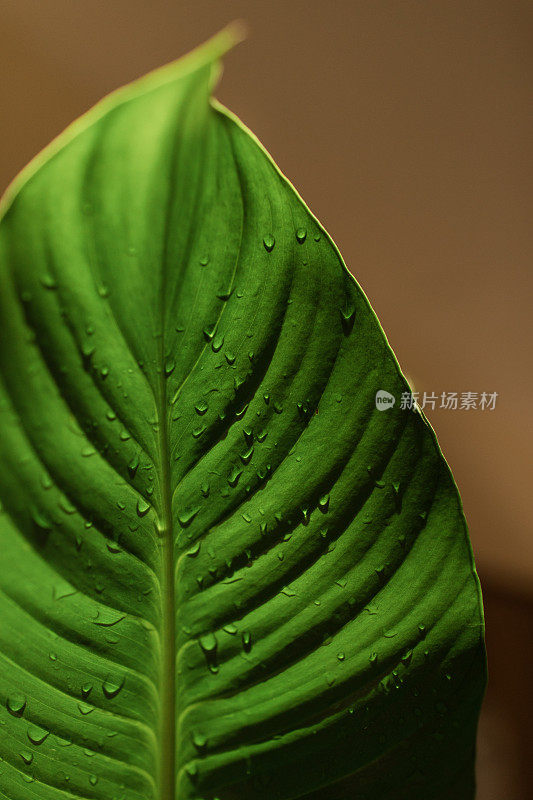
left=157, top=355, right=176, bottom=799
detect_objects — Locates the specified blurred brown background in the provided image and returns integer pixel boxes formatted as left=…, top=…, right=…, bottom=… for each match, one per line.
left=1, top=1, right=531, bottom=797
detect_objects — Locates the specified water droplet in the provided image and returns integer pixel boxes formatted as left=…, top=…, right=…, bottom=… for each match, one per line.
left=199, top=633, right=217, bottom=655
left=59, top=497, right=77, bottom=515
left=241, top=630, right=252, bottom=653
left=27, top=724, right=49, bottom=746
left=89, top=774, right=98, bottom=786
left=235, top=403, right=248, bottom=419
left=318, top=494, right=330, bottom=513
left=263, top=234, right=275, bottom=252
left=212, top=334, right=224, bottom=352
left=128, top=454, right=139, bottom=479
left=40, top=274, right=57, bottom=290
left=164, top=357, right=175, bottom=377
left=228, top=466, right=242, bottom=488
left=186, top=542, right=201, bottom=558
left=136, top=498, right=150, bottom=517
left=30, top=507, right=51, bottom=535
left=20, top=750, right=33, bottom=765
left=40, top=474, right=53, bottom=491
left=7, top=693, right=26, bottom=717
left=195, top=401, right=208, bottom=415
left=340, top=301, right=356, bottom=334
left=192, top=731, right=207, bottom=752
left=178, top=506, right=200, bottom=527
left=243, top=427, right=253, bottom=444
left=296, top=227, right=307, bottom=244
left=102, top=675, right=125, bottom=699
left=203, top=324, right=216, bottom=342
left=92, top=609, right=125, bottom=628
left=223, top=624, right=238, bottom=635
left=240, top=446, right=254, bottom=465
left=185, top=763, right=198, bottom=780
left=234, top=374, right=246, bottom=392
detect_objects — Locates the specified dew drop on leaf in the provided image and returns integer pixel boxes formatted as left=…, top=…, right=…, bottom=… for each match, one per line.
left=27, top=724, right=49, bottom=746
left=128, top=454, right=139, bottom=478
left=318, top=494, right=330, bottom=513
left=178, top=506, right=200, bottom=527
left=20, top=750, right=33, bottom=765
left=263, top=234, right=275, bottom=252
left=212, top=333, right=224, bottom=352
left=102, top=674, right=125, bottom=699
left=7, top=693, right=26, bottom=717
left=40, top=274, right=57, bottom=290
left=136, top=497, right=150, bottom=517
left=192, top=732, right=207, bottom=752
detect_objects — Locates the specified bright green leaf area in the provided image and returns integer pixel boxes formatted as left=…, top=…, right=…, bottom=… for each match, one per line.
left=0, top=28, right=485, bottom=800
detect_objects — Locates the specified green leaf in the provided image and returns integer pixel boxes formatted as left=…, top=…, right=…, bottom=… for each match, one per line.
left=0, top=27, right=485, bottom=800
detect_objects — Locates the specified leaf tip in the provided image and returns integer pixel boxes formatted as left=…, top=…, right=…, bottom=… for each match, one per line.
left=195, top=20, right=248, bottom=68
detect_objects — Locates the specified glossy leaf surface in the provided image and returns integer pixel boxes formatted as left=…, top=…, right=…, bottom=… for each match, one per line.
left=0, top=29, right=485, bottom=800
